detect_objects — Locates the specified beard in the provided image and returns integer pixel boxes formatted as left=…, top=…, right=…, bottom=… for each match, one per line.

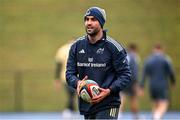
left=85, top=27, right=100, bottom=37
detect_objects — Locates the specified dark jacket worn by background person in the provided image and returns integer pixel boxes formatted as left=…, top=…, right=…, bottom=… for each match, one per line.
left=123, top=51, right=140, bottom=94
left=127, top=52, right=139, bottom=83
left=140, top=53, right=175, bottom=96
left=66, top=32, right=131, bottom=115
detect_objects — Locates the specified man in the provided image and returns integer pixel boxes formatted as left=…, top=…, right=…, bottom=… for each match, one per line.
left=140, top=43, right=176, bottom=120
left=54, top=41, right=76, bottom=115
left=120, top=43, right=141, bottom=119
left=66, top=7, right=131, bottom=119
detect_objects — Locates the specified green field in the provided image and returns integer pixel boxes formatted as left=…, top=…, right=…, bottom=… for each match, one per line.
left=0, top=0, right=180, bottom=111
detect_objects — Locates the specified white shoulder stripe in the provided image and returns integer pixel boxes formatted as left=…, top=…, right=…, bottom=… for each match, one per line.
left=76, top=36, right=85, bottom=41
left=107, top=36, right=123, bottom=51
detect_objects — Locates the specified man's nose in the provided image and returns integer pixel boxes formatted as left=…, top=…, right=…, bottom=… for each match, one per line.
left=87, top=20, right=92, bottom=25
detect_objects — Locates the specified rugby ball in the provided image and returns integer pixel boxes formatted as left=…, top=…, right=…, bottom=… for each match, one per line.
left=79, top=79, right=100, bottom=103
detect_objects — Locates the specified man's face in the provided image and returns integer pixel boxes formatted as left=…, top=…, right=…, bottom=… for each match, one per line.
left=85, top=16, right=101, bottom=36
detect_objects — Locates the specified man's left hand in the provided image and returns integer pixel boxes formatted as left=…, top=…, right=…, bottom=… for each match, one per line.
left=91, top=88, right=110, bottom=104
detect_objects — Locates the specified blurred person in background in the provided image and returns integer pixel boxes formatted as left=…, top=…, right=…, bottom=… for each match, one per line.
left=66, top=6, right=131, bottom=119
left=119, top=43, right=141, bottom=120
left=140, top=43, right=176, bottom=120
left=54, top=40, right=76, bottom=117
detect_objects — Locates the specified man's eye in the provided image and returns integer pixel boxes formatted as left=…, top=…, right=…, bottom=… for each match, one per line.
left=92, top=18, right=97, bottom=21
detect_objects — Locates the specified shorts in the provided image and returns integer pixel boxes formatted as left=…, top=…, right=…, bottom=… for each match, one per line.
left=122, top=82, right=137, bottom=97
left=150, top=88, right=169, bottom=100
left=84, top=107, right=119, bottom=119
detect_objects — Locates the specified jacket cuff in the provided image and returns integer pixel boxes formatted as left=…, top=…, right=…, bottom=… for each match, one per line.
left=109, top=86, right=117, bottom=94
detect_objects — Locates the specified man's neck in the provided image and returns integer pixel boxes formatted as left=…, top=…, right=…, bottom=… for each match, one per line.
left=88, top=30, right=103, bottom=44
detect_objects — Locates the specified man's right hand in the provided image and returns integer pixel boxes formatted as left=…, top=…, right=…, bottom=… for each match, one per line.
left=77, top=76, right=88, bottom=96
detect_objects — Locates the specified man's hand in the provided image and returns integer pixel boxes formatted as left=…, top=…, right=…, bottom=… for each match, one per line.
left=138, top=88, right=144, bottom=96
left=77, top=76, right=88, bottom=96
left=91, top=88, right=111, bottom=104
left=54, top=80, right=61, bottom=91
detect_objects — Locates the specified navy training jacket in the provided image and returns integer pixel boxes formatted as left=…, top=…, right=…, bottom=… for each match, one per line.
left=66, top=32, right=131, bottom=115
left=140, top=53, right=176, bottom=91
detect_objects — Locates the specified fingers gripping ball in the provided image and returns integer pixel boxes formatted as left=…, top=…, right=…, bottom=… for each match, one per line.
left=79, top=80, right=100, bottom=103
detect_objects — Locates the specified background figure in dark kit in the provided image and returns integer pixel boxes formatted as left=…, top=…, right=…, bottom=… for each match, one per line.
left=66, top=6, right=131, bottom=119
left=54, top=41, right=76, bottom=117
left=140, top=43, right=176, bottom=120
left=119, top=43, right=141, bottom=120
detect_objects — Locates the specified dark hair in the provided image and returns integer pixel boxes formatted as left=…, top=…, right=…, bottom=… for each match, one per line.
left=128, top=43, right=137, bottom=51
left=154, top=43, right=163, bottom=50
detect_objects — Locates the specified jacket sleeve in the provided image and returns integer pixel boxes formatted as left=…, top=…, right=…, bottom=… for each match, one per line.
left=55, top=62, right=62, bottom=80
left=109, top=48, right=131, bottom=94
left=140, top=61, right=149, bottom=88
left=129, top=55, right=139, bottom=81
left=66, top=43, right=79, bottom=89
left=165, top=58, right=176, bottom=85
